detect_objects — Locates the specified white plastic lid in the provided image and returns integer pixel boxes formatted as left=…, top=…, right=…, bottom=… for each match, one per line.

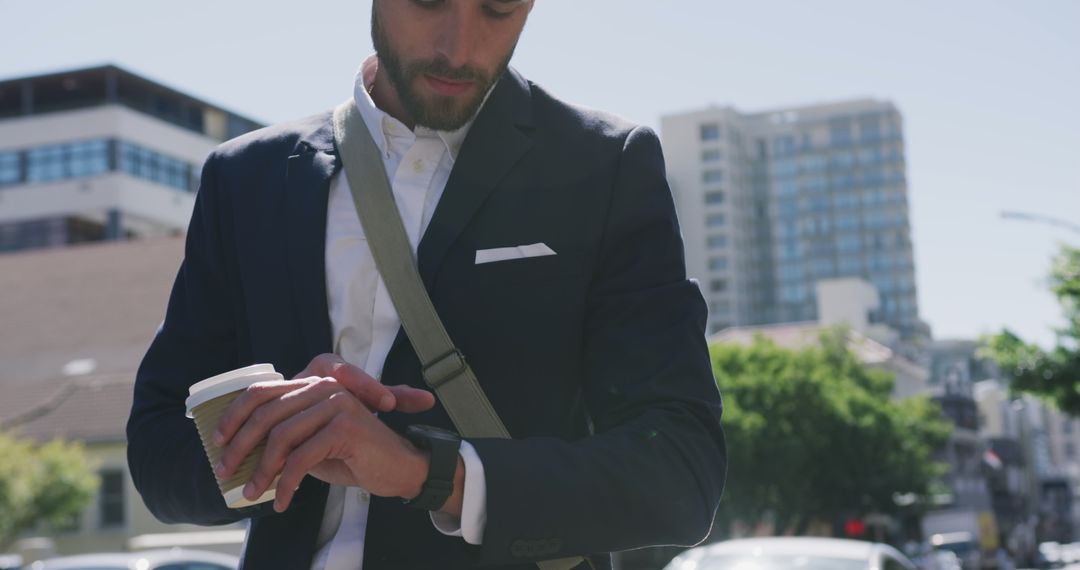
left=185, top=364, right=283, bottom=417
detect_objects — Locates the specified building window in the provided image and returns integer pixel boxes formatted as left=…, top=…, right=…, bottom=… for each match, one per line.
left=859, top=114, right=882, bottom=142
left=25, top=139, right=110, bottom=183
left=99, top=469, right=126, bottom=528
left=67, top=140, right=109, bottom=178
left=836, top=233, right=861, bottom=253
left=799, top=155, right=827, bottom=174
left=772, top=135, right=796, bottom=157
left=781, top=284, right=808, bottom=303
left=0, top=217, right=69, bottom=252
left=838, top=257, right=862, bottom=274
left=710, top=279, right=728, bottom=293
left=700, top=123, right=721, bottom=141
left=701, top=149, right=722, bottom=162
left=777, top=264, right=798, bottom=282
left=704, top=191, right=725, bottom=205
left=27, top=144, right=67, bottom=182
left=708, top=256, right=729, bottom=271
left=707, top=234, right=727, bottom=248
left=702, top=169, right=724, bottom=184
left=706, top=213, right=726, bottom=227
left=119, top=141, right=192, bottom=192
left=709, top=300, right=732, bottom=315
left=14, top=138, right=194, bottom=192
left=771, top=159, right=798, bottom=179
left=0, top=151, right=20, bottom=186
left=809, top=258, right=836, bottom=279
left=829, top=118, right=853, bottom=147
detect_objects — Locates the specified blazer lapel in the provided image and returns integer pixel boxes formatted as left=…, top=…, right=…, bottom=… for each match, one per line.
left=416, top=68, right=535, bottom=290
left=284, top=113, right=340, bottom=362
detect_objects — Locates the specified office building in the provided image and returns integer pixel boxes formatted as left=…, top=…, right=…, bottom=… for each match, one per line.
left=661, top=99, right=922, bottom=339
left=0, top=64, right=262, bottom=253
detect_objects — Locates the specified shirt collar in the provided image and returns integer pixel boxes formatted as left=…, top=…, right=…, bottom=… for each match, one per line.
left=352, top=54, right=480, bottom=162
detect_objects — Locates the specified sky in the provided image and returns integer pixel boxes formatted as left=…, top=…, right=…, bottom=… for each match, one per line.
left=1, top=0, right=1078, bottom=348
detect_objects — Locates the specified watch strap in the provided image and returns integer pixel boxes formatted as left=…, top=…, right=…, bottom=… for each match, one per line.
left=403, top=426, right=460, bottom=511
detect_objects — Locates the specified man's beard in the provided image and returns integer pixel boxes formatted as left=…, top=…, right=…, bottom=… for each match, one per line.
left=371, top=8, right=515, bottom=131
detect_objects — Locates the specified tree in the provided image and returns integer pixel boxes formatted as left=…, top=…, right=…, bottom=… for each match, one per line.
left=985, top=244, right=1080, bottom=413
left=0, top=432, right=98, bottom=549
left=711, top=329, right=952, bottom=536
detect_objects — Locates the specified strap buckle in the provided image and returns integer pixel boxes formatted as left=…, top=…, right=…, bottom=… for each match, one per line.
left=421, top=349, right=468, bottom=389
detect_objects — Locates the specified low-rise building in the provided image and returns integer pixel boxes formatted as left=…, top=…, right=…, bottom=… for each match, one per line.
left=0, top=237, right=243, bottom=558
left=0, top=64, right=261, bottom=253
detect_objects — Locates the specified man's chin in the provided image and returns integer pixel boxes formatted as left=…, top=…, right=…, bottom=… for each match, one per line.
left=411, top=94, right=484, bottom=132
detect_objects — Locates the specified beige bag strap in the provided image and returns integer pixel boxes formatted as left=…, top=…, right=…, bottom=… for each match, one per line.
left=332, top=101, right=587, bottom=570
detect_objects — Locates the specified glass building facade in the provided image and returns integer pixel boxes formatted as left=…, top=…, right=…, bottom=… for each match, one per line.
left=0, top=137, right=199, bottom=192
left=664, top=100, right=922, bottom=339
left=765, top=107, right=915, bottom=332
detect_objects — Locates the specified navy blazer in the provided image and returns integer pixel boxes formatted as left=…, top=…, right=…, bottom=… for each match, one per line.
left=127, top=68, right=727, bottom=570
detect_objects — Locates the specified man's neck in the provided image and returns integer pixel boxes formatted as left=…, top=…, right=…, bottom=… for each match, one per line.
left=369, top=61, right=416, bottom=130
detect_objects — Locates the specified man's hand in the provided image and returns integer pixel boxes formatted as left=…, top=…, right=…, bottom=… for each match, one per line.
left=212, top=353, right=438, bottom=512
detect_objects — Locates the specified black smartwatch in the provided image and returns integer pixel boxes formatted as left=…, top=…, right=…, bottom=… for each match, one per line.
left=402, top=425, right=462, bottom=511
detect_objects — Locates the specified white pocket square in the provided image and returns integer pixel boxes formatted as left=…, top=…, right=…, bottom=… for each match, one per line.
left=475, top=243, right=557, bottom=265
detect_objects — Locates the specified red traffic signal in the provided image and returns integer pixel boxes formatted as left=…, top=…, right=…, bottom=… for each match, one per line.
left=845, top=518, right=866, bottom=537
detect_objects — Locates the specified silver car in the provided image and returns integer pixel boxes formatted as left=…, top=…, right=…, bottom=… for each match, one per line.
left=29, top=548, right=238, bottom=570
left=663, top=536, right=918, bottom=570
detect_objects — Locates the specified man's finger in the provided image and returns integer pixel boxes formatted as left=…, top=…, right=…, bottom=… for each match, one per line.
left=386, top=385, right=436, bottom=414
left=217, top=378, right=341, bottom=478
left=297, top=354, right=397, bottom=413
left=243, top=395, right=346, bottom=503
left=213, top=380, right=307, bottom=447
left=271, top=425, right=346, bottom=512
left=292, top=353, right=344, bottom=379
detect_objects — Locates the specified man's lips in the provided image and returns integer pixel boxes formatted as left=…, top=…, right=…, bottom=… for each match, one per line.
left=423, top=74, right=475, bottom=96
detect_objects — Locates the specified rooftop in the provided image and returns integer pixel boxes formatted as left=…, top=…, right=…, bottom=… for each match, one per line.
left=710, top=321, right=896, bottom=365
left=0, top=64, right=264, bottom=142
left=0, top=237, right=184, bottom=443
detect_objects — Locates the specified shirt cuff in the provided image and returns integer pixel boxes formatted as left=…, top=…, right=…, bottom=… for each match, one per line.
left=429, top=440, right=486, bottom=545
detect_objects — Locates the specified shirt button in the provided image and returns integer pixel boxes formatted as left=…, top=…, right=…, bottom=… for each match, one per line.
left=412, top=159, right=425, bottom=173
left=358, top=490, right=371, bottom=502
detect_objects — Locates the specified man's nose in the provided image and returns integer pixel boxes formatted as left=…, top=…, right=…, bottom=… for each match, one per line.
left=433, top=3, right=477, bottom=70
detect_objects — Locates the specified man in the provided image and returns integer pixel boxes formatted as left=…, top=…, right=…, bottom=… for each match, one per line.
left=127, top=1, right=727, bottom=569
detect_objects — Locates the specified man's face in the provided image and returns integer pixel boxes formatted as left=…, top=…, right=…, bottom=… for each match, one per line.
left=372, top=0, right=533, bottom=131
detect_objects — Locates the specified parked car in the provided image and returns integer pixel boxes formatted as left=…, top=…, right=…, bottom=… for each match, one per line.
left=28, top=548, right=238, bottom=570
left=929, top=532, right=982, bottom=570
left=662, top=537, right=918, bottom=570
left=0, top=554, right=21, bottom=570
left=918, top=550, right=964, bottom=570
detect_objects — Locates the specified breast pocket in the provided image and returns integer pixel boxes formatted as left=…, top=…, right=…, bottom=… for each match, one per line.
left=470, top=248, right=587, bottom=285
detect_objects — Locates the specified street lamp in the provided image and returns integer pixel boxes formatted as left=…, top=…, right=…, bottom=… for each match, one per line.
left=1000, top=211, right=1080, bottom=235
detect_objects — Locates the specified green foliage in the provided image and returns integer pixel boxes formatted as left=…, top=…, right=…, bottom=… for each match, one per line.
left=985, top=245, right=1080, bottom=413
left=712, top=328, right=952, bottom=535
left=0, top=432, right=98, bottom=549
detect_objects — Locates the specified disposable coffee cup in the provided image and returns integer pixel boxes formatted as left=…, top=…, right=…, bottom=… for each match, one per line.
left=185, top=364, right=285, bottom=508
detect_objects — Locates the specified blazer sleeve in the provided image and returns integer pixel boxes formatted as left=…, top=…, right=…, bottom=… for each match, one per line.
left=126, top=151, right=272, bottom=525
left=469, top=126, right=728, bottom=563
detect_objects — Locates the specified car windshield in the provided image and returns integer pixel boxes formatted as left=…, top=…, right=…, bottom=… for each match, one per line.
left=43, top=567, right=128, bottom=570
left=936, top=542, right=976, bottom=556
left=676, top=554, right=867, bottom=570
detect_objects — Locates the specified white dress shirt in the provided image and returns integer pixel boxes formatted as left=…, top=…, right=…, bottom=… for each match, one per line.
left=308, top=55, right=489, bottom=570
